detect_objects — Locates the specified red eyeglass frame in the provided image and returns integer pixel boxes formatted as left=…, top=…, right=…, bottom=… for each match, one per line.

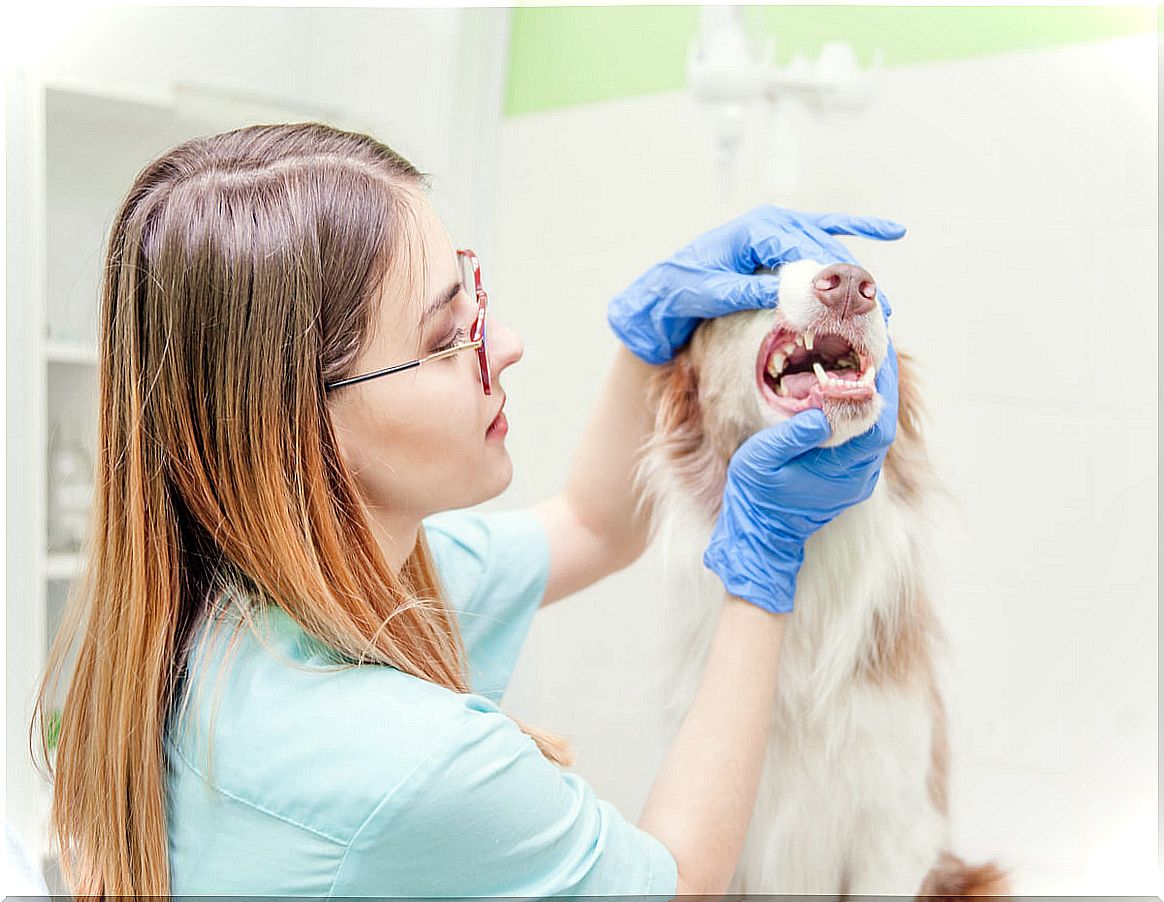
left=324, top=249, right=491, bottom=395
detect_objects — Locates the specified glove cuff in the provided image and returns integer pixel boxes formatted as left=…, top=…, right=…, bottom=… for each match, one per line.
left=605, top=307, right=672, bottom=365
left=702, top=540, right=802, bottom=615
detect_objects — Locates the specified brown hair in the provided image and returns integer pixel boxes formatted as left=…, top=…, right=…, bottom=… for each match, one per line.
left=32, top=122, right=570, bottom=897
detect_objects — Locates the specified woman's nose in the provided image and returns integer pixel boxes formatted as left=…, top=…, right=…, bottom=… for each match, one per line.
left=487, top=319, right=523, bottom=378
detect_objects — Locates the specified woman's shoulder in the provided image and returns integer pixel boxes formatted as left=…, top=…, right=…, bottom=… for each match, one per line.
left=422, top=506, right=548, bottom=602
left=169, top=605, right=502, bottom=844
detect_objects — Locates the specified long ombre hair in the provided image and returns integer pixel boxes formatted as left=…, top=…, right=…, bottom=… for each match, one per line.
left=32, top=122, right=571, bottom=897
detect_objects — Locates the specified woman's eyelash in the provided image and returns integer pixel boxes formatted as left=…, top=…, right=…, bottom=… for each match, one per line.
left=434, top=326, right=467, bottom=353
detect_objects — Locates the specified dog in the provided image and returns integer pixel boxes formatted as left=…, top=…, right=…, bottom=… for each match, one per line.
left=636, top=257, right=1009, bottom=898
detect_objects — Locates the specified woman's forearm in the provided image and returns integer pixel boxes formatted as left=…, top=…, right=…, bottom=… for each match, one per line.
left=637, top=596, right=787, bottom=895
left=560, top=343, right=657, bottom=568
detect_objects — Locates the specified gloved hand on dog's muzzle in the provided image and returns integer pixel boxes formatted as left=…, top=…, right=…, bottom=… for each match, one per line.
left=606, top=204, right=906, bottom=365
left=702, top=343, right=899, bottom=615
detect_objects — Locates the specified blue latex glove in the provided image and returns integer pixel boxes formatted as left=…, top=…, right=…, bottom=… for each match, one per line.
left=607, top=204, right=906, bottom=365
left=702, top=342, right=900, bottom=614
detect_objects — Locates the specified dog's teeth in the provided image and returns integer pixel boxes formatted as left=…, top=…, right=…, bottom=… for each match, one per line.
left=795, top=333, right=805, bottom=347
left=776, top=381, right=788, bottom=397
left=813, top=362, right=828, bottom=386
left=860, top=365, right=876, bottom=385
left=784, top=343, right=796, bottom=355
left=804, top=330, right=814, bottom=351
left=767, top=352, right=786, bottom=378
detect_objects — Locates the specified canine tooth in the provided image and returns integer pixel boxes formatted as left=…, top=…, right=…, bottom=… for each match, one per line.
left=767, top=352, right=786, bottom=377
left=776, top=381, right=788, bottom=397
left=795, top=334, right=805, bottom=347
left=813, top=362, right=828, bottom=386
left=860, top=366, right=876, bottom=385
left=804, top=330, right=814, bottom=351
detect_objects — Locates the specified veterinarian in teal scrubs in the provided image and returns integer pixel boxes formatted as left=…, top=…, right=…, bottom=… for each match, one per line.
left=40, top=122, right=904, bottom=896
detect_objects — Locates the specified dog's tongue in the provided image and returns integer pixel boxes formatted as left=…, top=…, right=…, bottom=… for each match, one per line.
left=781, top=371, right=819, bottom=399
left=782, top=368, right=864, bottom=400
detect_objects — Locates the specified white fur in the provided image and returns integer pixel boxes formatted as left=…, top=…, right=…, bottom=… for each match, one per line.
left=639, top=260, right=953, bottom=896
left=646, top=487, right=949, bottom=896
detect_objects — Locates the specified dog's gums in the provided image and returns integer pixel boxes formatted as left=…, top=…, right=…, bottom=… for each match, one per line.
left=756, top=326, right=876, bottom=415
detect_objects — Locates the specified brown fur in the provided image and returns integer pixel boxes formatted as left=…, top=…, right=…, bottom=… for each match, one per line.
left=884, top=349, right=929, bottom=503
left=862, top=593, right=937, bottom=688
left=643, top=347, right=726, bottom=516
left=918, top=851, right=1012, bottom=899
left=925, top=663, right=952, bottom=818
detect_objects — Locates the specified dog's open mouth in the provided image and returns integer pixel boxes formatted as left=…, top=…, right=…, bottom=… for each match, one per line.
left=757, top=327, right=876, bottom=413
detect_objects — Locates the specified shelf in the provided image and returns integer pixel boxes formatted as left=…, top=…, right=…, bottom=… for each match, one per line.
left=44, top=341, right=98, bottom=366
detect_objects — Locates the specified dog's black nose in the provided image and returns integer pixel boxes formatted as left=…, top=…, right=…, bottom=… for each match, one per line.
left=812, top=263, right=877, bottom=318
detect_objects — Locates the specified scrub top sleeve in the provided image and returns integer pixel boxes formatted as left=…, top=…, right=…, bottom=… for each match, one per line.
left=330, top=694, right=679, bottom=898
left=422, top=508, right=551, bottom=702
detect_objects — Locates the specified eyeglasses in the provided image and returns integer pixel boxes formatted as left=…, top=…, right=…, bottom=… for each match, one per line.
left=324, top=248, right=491, bottom=395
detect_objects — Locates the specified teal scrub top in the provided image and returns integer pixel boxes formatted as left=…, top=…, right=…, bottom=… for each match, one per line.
left=164, top=507, right=679, bottom=897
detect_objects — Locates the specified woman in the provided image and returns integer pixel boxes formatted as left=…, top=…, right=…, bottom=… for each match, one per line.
left=35, top=122, right=904, bottom=897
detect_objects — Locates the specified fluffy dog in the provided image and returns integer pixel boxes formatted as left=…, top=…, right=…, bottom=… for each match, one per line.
left=636, top=258, right=1009, bottom=898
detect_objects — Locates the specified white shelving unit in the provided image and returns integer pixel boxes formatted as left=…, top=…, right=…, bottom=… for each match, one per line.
left=5, top=68, right=362, bottom=886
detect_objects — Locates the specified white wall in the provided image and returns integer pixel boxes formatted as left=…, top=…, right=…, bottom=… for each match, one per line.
left=25, top=5, right=507, bottom=242
left=489, top=33, right=1158, bottom=895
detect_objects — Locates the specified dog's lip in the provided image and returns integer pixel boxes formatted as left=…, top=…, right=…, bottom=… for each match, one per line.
left=756, top=326, right=876, bottom=412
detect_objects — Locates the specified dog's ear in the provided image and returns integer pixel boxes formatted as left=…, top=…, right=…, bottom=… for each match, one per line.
left=650, top=350, right=704, bottom=452
left=643, top=348, right=727, bottom=516
left=884, top=348, right=929, bottom=501
left=894, top=348, right=925, bottom=441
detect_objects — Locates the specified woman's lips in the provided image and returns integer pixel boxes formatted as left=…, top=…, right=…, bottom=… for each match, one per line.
left=486, top=403, right=508, bottom=439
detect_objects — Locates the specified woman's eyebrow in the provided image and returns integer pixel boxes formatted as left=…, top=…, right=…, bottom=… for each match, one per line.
left=420, top=282, right=461, bottom=327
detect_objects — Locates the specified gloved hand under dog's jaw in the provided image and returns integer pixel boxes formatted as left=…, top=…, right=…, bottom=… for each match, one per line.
left=702, top=371, right=895, bottom=616
left=812, top=336, right=899, bottom=449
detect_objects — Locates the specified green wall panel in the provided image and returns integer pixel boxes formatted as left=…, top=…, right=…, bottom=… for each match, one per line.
left=505, top=6, right=699, bottom=115
left=504, top=5, right=1158, bottom=116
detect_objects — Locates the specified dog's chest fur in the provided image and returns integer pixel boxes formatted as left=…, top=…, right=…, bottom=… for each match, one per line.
left=646, top=466, right=950, bottom=896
